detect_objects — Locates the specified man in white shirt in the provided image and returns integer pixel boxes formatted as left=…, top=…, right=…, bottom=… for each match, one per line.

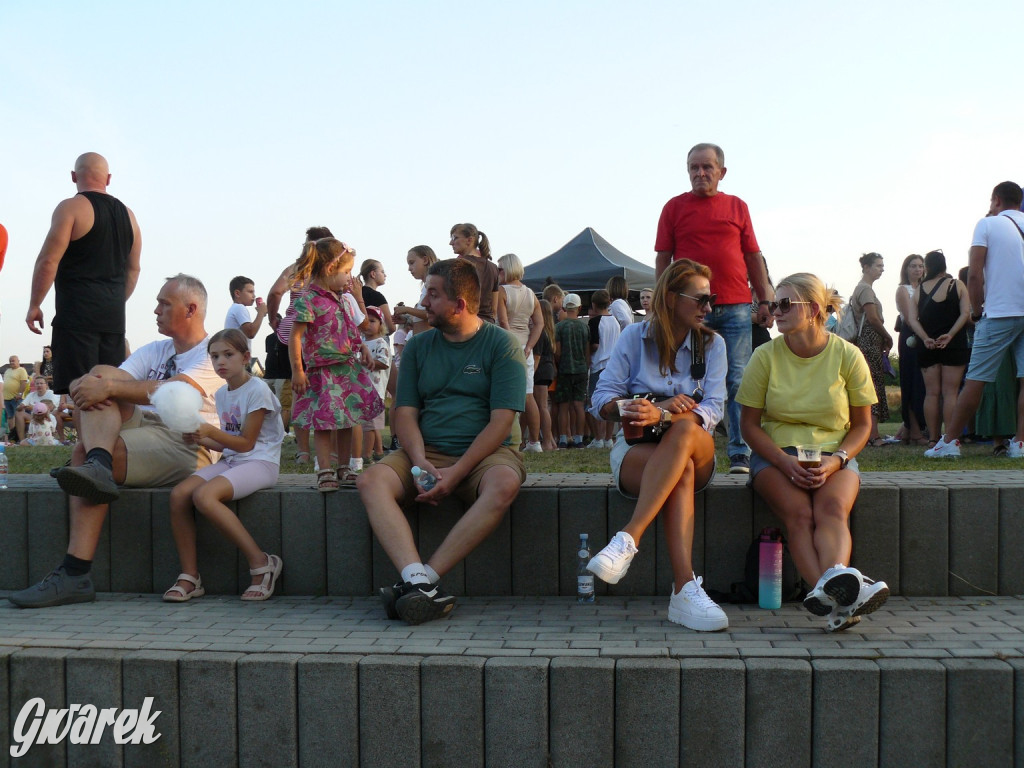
left=13, top=375, right=60, bottom=441
left=926, top=182, right=1024, bottom=458
left=9, top=274, right=222, bottom=608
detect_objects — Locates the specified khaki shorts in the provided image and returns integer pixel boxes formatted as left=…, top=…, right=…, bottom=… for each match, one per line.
left=377, top=445, right=525, bottom=507
left=272, top=379, right=293, bottom=412
left=120, top=408, right=213, bottom=487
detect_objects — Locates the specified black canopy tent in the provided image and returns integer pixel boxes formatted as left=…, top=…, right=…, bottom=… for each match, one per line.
left=522, top=227, right=656, bottom=294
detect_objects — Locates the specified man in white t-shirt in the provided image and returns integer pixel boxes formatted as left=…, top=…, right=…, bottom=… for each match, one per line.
left=926, top=181, right=1024, bottom=458
left=9, top=274, right=223, bottom=609
left=14, top=375, right=60, bottom=441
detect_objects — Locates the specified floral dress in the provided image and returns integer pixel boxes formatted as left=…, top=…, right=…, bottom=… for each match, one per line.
left=291, top=284, right=383, bottom=431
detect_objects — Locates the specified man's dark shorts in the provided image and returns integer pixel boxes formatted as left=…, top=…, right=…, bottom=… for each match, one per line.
left=51, top=327, right=126, bottom=394
left=553, top=372, right=587, bottom=404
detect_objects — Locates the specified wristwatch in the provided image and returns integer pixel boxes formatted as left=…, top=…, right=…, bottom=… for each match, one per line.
left=659, top=408, right=673, bottom=429
left=833, top=450, right=850, bottom=470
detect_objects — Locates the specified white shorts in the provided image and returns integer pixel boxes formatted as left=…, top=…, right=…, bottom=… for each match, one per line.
left=193, top=458, right=279, bottom=500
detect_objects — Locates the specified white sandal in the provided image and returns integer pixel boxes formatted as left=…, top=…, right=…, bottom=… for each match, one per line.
left=163, top=573, right=205, bottom=603
left=241, top=553, right=283, bottom=601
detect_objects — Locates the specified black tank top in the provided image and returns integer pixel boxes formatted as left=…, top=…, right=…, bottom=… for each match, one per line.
left=54, top=191, right=133, bottom=333
left=918, top=277, right=967, bottom=350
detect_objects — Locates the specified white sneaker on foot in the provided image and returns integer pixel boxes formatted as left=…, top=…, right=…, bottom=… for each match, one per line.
left=826, top=607, right=862, bottom=633
left=668, top=575, right=729, bottom=631
left=523, top=441, right=543, bottom=453
left=845, top=575, right=890, bottom=617
left=924, top=438, right=960, bottom=458
left=804, top=564, right=861, bottom=615
left=586, top=531, right=638, bottom=584
left=1006, top=439, right=1024, bottom=458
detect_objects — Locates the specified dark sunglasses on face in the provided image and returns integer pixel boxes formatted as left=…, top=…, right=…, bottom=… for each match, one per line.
left=678, top=292, right=716, bottom=308
left=768, top=298, right=811, bottom=314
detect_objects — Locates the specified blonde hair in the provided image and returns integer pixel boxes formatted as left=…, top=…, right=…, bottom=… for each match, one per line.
left=538, top=299, right=556, bottom=348
left=291, top=238, right=355, bottom=288
left=775, top=272, right=844, bottom=326
left=648, top=260, right=715, bottom=375
left=497, top=253, right=524, bottom=282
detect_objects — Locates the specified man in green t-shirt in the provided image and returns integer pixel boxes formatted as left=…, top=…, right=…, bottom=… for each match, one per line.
left=358, top=259, right=527, bottom=626
left=554, top=294, right=590, bottom=448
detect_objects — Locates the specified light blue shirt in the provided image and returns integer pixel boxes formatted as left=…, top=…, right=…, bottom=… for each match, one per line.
left=589, top=321, right=727, bottom=432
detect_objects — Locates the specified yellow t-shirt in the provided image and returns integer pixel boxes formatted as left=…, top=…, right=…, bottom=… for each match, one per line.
left=736, top=333, right=876, bottom=451
left=3, top=366, right=29, bottom=400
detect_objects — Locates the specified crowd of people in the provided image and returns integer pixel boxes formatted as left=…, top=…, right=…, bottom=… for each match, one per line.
left=4, top=149, right=1023, bottom=637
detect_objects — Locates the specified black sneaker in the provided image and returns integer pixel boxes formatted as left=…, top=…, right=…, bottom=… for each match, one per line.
left=728, top=455, right=750, bottom=475
left=389, top=436, right=400, bottom=452
left=8, top=566, right=95, bottom=609
left=56, top=459, right=120, bottom=503
left=379, top=581, right=402, bottom=620
left=394, top=582, right=456, bottom=625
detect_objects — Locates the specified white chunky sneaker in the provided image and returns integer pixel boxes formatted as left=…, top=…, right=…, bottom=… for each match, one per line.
left=844, top=575, right=890, bottom=618
left=826, top=607, right=862, bottom=633
left=804, top=564, right=861, bottom=615
left=924, top=438, right=960, bottom=458
left=1006, top=439, right=1024, bottom=459
left=668, top=575, right=729, bottom=631
left=586, top=531, right=638, bottom=584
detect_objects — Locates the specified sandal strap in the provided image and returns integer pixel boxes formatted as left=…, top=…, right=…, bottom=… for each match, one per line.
left=175, top=573, right=201, bottom=587
left=249, top=553, right=277, bottom=577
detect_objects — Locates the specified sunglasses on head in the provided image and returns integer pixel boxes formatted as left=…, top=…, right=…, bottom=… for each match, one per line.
left=768, top=298, right=812, bottom=314
left=678, top=292, right=716, bottom=308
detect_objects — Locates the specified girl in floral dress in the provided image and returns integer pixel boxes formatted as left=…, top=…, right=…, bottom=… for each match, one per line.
left=289, top=238, right=383, bottom=490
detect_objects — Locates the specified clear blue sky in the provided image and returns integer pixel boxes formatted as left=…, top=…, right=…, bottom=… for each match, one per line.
left=2, top=1, right=1022, bottom=363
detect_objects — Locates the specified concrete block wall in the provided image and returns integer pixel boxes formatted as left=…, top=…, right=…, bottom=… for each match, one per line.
left=2, top=649, right=1020, bottom=767
left=3, top=480, right=1023, bottom=598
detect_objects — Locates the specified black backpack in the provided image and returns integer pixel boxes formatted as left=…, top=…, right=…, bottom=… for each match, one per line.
left=707, top=528, right=806, bottom=604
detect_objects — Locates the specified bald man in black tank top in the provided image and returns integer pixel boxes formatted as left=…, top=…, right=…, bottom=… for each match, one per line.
left=26, top=153, right=142, bottom=393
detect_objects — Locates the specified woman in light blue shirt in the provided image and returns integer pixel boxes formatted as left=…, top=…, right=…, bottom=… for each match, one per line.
left=587, top=260, right=728, bottom=631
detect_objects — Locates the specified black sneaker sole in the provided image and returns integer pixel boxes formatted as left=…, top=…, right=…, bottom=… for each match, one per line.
left=822, top=572, right=862, bottom=607
left=379, top=584, right=401, bottom=620
left=803, top=595, right=833, bottom=616
left=395, top=591, right=456, bottom=625
left=56, top=466, right=120, bottom=504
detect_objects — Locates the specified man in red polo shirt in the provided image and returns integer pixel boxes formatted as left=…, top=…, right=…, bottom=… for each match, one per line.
left=655, top=143, right=773, bottom=474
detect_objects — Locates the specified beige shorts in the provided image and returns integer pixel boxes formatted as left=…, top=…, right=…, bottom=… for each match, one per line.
left=378, top=445, right=525, bottom=506
left=120, top=408, right=213, bottom=487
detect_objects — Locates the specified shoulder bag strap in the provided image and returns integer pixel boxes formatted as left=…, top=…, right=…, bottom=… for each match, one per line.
left=1003, top=212, right=1024, bottom=241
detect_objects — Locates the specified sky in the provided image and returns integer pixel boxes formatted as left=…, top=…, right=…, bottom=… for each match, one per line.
left=2, top=1, right=1023, bottom=367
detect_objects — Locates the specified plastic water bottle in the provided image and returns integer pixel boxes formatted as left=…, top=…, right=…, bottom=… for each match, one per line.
left=411, top=465, right=436, bottom=492
left=576, top=533, right=594, bottom=603
left=758, top=527, right=783, bottom=609
left=0, top=445, right=8, bottom=489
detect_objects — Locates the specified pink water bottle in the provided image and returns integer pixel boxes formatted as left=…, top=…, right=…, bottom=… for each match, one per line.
left=758, top=527, right=783, bottom=609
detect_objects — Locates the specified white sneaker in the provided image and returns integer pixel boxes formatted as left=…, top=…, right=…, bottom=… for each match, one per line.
left=826, top=607, right=862, bottom=633
left=803, top=564, right=861, bottom=615
left=586, top=439, right=605, bottom=449
left=586, top=531, right=638, bottom=584
left=1006, top=439, right=1024, bottom=458
left=924, top=437, right=961, bottom=458
left=523, top=441, right=543, bottom=453
left=668, top=575, right=729, bottom=631
left=844, top=575, right=890, bottom=618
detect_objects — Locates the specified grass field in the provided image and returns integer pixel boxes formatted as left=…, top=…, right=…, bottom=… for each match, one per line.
left=4, top=430, right=1015, bottom=476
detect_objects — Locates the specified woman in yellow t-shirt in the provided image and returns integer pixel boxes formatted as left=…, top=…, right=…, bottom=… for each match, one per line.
left=737, top=273, right=889, bottom=632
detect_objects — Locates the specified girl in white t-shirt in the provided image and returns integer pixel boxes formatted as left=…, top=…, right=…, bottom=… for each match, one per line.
left=164, top=328, right=286, bottom=603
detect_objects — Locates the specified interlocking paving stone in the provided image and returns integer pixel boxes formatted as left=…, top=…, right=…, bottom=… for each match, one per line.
left=3, top=593, right=1024, bottom=661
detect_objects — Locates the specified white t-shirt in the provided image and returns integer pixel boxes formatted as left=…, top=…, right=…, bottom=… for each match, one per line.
left=215, top=376, right=284, bottom=463
left=610, top=298, right=634, bottom=330
left=363, top=336, right=392, bottom=400
left=971, top=210, right=1024, bottom=318
left=224, top=303, right=253, bottom=350
left=343, top=293, right=365, bottom=326
left=22, top=390, right=60, bottom=428
left=119, top=336, right=221, bottom=427
left=590, top=314, right=621, bottom=373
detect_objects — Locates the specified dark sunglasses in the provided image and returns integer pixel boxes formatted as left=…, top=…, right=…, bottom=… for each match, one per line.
left=678, top=292, right=716, bottom=308
left=768, top=298, right=812, bottom=314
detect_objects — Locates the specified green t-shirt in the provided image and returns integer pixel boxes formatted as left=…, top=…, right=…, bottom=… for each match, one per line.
left=397, top=321, right=526, bottom=455
left=736, top=333, right=876, bottom=451
left=555, top=317, right=589, bottom=374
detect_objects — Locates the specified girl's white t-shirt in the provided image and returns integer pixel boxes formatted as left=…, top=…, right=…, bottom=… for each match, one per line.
left=215, top=376, right=284, bottom=463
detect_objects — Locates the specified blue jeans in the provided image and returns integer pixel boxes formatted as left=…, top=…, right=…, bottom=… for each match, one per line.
left=703, top=303, right=752, bottom=459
